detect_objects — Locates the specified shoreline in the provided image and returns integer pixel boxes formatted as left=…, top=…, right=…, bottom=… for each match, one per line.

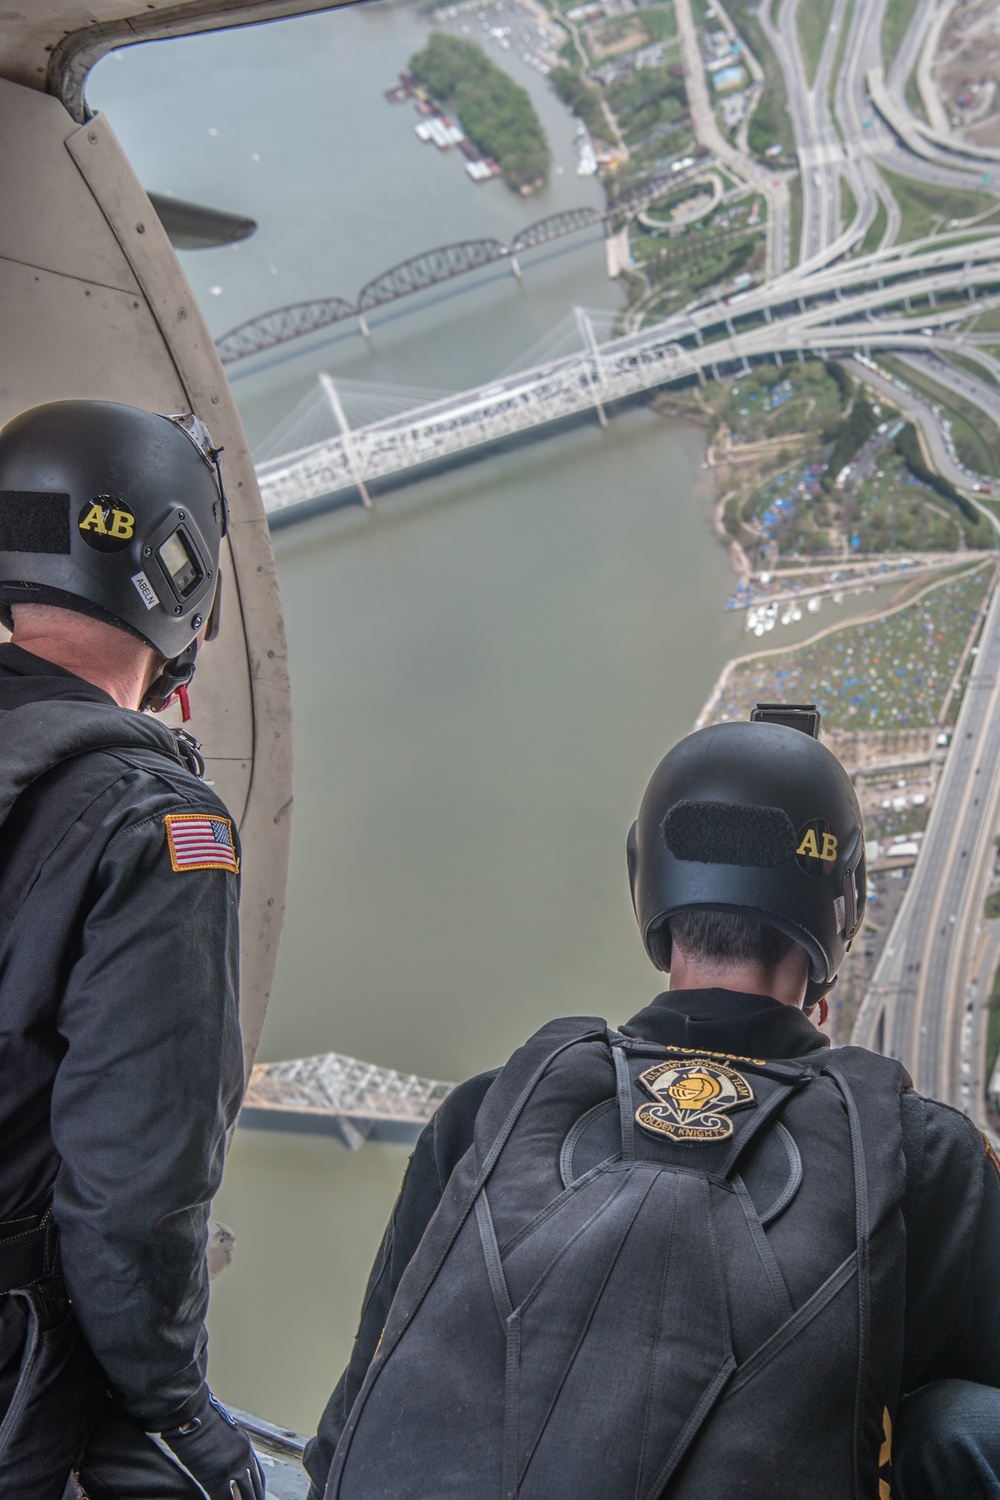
left=695, top=557, right=997, bottom=730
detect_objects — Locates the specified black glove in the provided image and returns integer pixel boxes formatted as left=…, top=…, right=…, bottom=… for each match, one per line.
left=160, top=1388, right=265, bottom=1500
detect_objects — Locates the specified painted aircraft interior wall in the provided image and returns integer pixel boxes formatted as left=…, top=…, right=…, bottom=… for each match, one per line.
left=0, top=70, right=293, bottom=1067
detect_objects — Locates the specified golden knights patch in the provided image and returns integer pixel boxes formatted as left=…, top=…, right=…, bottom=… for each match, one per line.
left=635, top=1057, right=755, bottom=1144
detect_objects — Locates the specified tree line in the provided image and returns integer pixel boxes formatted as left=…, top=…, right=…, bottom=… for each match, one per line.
left=409, top=33, right=549, bottom=193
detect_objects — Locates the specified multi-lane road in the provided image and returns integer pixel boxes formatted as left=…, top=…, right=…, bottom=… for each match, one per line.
left=853, top=566, right=1000, bottom=1111
left=654, top=0, right=1000, bottom=1116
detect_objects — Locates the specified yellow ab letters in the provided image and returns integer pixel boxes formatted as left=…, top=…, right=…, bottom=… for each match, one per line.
left=108, top=509, right=135, bottom=539
left=78, top=501, right=136, bottom=550
left=78, top=503, right=108, bottom=534
left=796, top=827, right=820, bottom=860
left=795, top=828, right=838, bottom=862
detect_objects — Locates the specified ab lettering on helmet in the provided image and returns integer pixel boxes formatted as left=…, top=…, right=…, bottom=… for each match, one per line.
left=795, top=819, right=838, bottom=877
left=78, top=498, right=135, bottom=552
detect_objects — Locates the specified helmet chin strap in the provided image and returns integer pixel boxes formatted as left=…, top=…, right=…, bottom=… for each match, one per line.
left=804, top=973, right=837, bottom=1024
left=141, top=639, right=199, bottom=717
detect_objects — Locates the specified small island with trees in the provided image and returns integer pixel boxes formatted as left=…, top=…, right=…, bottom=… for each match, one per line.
left=408, top=32, right=550, bottom=194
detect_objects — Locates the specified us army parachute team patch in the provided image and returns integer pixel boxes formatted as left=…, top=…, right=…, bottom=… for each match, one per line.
left=164, top=814, right=239, bottom=874
left=635, top=1057, right=755, bottom=1144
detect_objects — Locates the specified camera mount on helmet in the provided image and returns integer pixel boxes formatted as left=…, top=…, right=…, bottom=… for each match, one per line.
left=628, top=706, right=866, bottom=1012
left=0, top=400, right=227, bottom=713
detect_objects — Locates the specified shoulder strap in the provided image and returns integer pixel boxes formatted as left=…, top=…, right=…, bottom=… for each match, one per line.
left=821, top=1046, right=908, bottom=1498
left=327, top=1017, right=609, bottom=1496
left=0, top=700, right=198, bottom=830
left=471, top=1016, right=609, bottom=1172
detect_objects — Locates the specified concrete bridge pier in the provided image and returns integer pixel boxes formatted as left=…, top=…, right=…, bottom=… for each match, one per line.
left=356, top=312, right=373, bottom=346
left=509, top=254, right=522, bottom=281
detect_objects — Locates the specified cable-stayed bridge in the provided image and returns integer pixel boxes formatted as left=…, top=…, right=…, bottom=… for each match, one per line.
left=255, top=233, right=1000, bottom=518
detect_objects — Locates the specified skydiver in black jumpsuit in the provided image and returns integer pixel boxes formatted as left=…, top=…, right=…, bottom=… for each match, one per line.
left=306, top=716, right=1000, bottom=1500
left=0, top=401, right=264, bottom=1499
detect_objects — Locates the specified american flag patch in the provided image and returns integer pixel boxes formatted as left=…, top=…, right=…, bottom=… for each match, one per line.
left=164, top=814, right=239, bottom=874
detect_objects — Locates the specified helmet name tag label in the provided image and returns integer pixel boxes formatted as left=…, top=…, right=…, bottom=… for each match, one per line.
left=131, top=571, right=159, bottom=611
left=635, top=1057, right=755, bottom=1144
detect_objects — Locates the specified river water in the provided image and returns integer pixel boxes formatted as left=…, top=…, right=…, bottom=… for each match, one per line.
left=88, top=3, right=754, bottom=1434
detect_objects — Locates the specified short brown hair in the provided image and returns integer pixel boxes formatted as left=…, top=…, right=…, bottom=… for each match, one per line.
left=667, top=909, right=797, bottom=967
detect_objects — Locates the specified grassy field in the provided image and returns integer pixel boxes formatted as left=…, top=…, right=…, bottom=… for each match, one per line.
left=840, top=176, right=857, bottom=235
left=942, top=350, right=1000, bottom=393
left=881, top=0, right=920, bottom=72
left=866, top=800, right=930, bottom=847
left=711, top=564, right=995, bottom=730
left=969, top=305, right=1000, bottom=335
left=707, top=359, right=997, bottom=562
left=904, top=69, right=928, bottom=122
left=632, top=224, right=765, bottom=318
left=710, top=360, right=846, bottom=443
left=827, top=0, right=855, bottom=129
left=629, top=192, right=766, bottom=316
left=879, top=355, right=1000, bottom=477
left=641, top=4, right=677, bottom=41
left=847, top=447, right=994, bottom=551
left=738, top=454, right=835, bottom=557
left=880, top=168, right=999, bottom=243
left=725, top=0, right=797, bottom=162
left=797, top=0, right=836, bottom=86
left=859, top=198, right=888, bottom=255
left=606, top=62, right=688, bottom=153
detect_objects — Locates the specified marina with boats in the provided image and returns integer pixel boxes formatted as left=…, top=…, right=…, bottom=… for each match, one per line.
left=386, top=71, right=502, bottom=181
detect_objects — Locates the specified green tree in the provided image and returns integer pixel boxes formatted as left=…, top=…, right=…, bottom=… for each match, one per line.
left=409, top=34, right=550, bottom=191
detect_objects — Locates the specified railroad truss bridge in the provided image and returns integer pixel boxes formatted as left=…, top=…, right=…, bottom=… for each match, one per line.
left=215, top=168, right=697, bottom=365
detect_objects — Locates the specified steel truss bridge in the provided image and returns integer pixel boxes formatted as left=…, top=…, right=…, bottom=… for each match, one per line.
left=240, top=1048, right=455, bottom=1149
left=256, top=233, right=1000, bottom=517
left=215, top=169, right=696, bottom=365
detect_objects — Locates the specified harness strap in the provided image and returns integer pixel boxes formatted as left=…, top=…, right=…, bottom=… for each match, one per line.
left=825, top=1064, right=871, bottom=1500
left=611, top=1043, right=636, bottom=1163
left=0, top=1207, right=56, bottom=1293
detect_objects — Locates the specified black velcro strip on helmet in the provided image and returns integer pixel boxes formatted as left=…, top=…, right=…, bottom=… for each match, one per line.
left=0, top=492, right=71, bottom=554
left=662, top=800, right=798, bottom=867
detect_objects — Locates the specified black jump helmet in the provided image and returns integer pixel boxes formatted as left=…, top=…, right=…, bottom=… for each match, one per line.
left=628, top=717, right=866, bottom=1007
left=0, top=400, right=227, bottom=710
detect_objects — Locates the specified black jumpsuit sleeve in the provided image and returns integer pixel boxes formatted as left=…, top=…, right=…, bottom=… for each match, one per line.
left=48, top=804, right=244, bottom=1431
left=304, top=1069, right=499, bottom=1498
left=901, top=1094, right=1000, bottom=1392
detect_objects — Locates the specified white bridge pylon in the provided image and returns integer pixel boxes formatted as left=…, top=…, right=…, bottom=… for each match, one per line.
left=254, top=238, right=1000, bottom=517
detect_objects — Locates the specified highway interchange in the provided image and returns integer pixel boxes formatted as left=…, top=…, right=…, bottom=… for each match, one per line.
left=255, top=0, right=1000, bottom=1122
left=670, top=0, right=1000, bottom=1117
